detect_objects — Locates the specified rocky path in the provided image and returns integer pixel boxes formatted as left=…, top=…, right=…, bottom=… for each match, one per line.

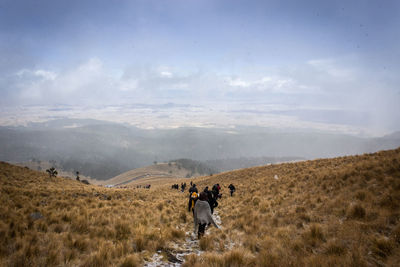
left=144, top=211, right=221, bottom=267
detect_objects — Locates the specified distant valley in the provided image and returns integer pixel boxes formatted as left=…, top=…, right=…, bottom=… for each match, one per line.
left=1, top=118, right=399, bottom=180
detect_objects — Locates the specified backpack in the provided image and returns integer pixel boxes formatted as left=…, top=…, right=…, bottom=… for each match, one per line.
left=189, top=192, right=198, bottom=211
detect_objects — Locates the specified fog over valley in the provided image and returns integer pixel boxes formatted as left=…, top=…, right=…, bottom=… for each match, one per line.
left=1, top=118, right=399, bottom=180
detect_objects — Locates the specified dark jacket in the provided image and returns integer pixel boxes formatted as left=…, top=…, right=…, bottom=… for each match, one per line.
left=189, top=186, right=198, bottom=194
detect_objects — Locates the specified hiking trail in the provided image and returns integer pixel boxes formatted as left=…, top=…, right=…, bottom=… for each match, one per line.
left=144, top=211, right=222, bottom=267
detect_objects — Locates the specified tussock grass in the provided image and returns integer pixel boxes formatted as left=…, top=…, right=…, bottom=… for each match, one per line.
left=348, top=203, right=366, bottom=219
left=323, top=239, right=347, bottom=256
left=1, top=148, right=400, bottom=266
left=199, top=235, right=215, bottom=251
left=183, top=249, right=253, bottom=267
left=119, top=254, right=141, bottom=267
left=371, top=236, right=394, bottom=259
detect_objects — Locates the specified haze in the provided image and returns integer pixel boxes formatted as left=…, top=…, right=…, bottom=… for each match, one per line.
left=1, top=0, right=400, bottom=136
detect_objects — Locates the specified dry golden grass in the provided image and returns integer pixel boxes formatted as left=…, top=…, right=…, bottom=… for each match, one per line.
left=1, top=147, right=400, bottom=266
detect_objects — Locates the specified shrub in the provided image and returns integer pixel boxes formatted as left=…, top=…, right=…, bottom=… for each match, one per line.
left=371, top=236, right=393, bottom=258
left=46, top=167, right=58, bottom=178
left=61, top=213, right=72, bottom=222
left=252, top=197, right=260, bottom=206
left=309, top=225, right=325, bottom=241
left=303, top=224, right=325, bottom=247
left=115, top=222, right=131, bottom=240
left=46, top=245, right=61, bottom=266
left=132, top=236, right=145, bottom=252
left=182, top=254, right=201, bottom=267
left=296, top=206, right=306, bottom=213
left=9, top=251, right=30, bottom=267
left=179, top=212, right=187, bottom=223
left=199, top=236, right=214, bottom=251
left=81, top=252, right=108, bottom=267
left=73, top=238, right=89, bottom=252
left=71, top=218, right=89, bottom=234
left=324, top=240, right=347, bottom=256
left=393, top=223, right=400, bottom=244
left=53, top=223, right=64, bottom=233
left=255, top=250, right=282, bottom=267
left=379, top=194, right=399, bottom=210
left=298, top=213, right=311, bottom=223
left=355, top=191, right=366, bottom=201
left=170, top=228, right=185, bottom=240
left=348, top=204, right=366, bottom=219
left=223, top=249, right=250, bottom=267
left=349, top=245, right=367, bottom=267
left=271, top=217, right=279, bottom=227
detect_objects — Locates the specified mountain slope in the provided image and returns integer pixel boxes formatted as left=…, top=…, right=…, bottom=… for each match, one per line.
left=102, top=162, right=188, bottom=186
left=102, top=159, right=217, bottom=187
left=188, top=148, right=400, bottom=266
left=1, top=147, right=399, bottom=266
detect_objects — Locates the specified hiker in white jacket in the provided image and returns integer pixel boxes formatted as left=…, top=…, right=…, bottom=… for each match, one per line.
left=194, top=192, right=219, bottom=239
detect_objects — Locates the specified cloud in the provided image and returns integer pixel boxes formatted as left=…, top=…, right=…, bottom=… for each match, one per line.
left=225, top=75, right=312, bottom=96
left=226, top=77, right=251, bottom=87
left=3, top=58, right=119, bottom=105
left=160, top=71, right=172, bottom=78
left=16, top=69, right=58, bottom=80
left=1, top=56, right=399, bottom=133
left=2, top=56, right=395, bottom=107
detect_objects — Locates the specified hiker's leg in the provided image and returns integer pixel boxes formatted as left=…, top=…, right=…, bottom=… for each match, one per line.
left=198, top=223, right=206, bottom=239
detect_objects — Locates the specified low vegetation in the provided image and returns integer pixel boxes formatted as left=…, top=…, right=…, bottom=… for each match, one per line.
left=1, top=148, right=399, bottom=266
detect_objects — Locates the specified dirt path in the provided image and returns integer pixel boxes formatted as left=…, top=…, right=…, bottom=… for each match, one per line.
left=144, top=211, right=222, bottom=267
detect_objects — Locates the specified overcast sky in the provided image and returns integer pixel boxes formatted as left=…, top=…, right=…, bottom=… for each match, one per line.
left=0, top=0, right=399, bottom=135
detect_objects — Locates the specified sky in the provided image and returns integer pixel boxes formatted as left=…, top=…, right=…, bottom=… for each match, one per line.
left=0, top=0, right=399, bottom=135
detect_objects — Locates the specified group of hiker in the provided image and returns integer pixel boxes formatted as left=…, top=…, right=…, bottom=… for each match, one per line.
left=186, top=182, right=236, bottom=239
left=188, top=183, right=221, bottom=214
left=169, top=180, right=237, bottom=238
left=136, top=184, right=151, bottom=189
left=171, top=182, right=187, bottom=192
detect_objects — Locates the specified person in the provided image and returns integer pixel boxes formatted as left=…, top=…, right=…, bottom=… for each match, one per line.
left=188, top=191, right=198, bottom=214
left=194, top=192, right=219, bottom=239
left=212, top=184, right=220, bottom=194
left=212, top=183, right=222, bottom=200
left=189, top=184, right=198, bottom=194
left=204, top=186, right=218, bottom=214
left=228, top=184, right=236, bottom=196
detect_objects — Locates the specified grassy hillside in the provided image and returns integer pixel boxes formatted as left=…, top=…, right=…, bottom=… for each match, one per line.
left=190, top=148, right=400, bottom=266
left=102, top=160, right=214, bottom=187
left=13, top=160, right=96, bottom=184
left=1, top=148, right=400, bottom=266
